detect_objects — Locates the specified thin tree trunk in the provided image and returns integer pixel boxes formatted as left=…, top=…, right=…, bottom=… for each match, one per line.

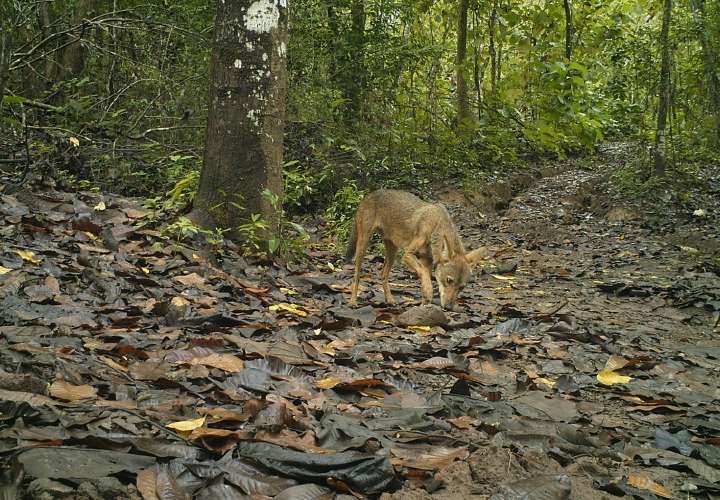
left=654, top=0, right=672, bottom=176
left=191, top=0, right=288, bottom=233
left=345, top=0, right=365, bottom=120
left=0, top=31, right=8, bottom=111
left=489, top=2, right=497, bottom=99
left=563, top=0, right=574, bottom=60
left=456, top=0, right=470, bottom=124
left=690, top=0, right=720, bottom=144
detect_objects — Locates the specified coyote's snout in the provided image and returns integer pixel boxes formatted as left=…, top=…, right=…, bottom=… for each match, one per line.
left=346, top=189, right=484, bottom=309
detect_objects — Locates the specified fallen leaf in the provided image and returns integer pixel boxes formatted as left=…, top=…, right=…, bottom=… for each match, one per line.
left=16, top=249, right=41, bottom=264
left=94, top=200, right=106, bottom=211
left=166, top=416, right=206, bottom=432
left=627, top=474, right=673, bottom=498
left=316, top=377, right=342, bottom=389
left=49, top=380, right=97, bottom=401
left=0, top=266, right=12, bottom=275
left=597, top=369, right=632, bottom=386
left=187, top=353, right=244, bottom=373
left=269, top=302, right=308, bottom=317
left=69, top=136, right=80, bottom=147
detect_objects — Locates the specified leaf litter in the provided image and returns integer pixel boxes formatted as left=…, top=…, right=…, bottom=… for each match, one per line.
left=1, top=156, right=719, bottom=499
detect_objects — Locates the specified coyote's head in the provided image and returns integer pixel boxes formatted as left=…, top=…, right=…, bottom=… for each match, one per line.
left=435, top=248, right=485, bottom=309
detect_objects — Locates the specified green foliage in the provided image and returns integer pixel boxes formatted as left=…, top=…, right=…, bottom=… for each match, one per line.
left=324, top=182, right=366, bottom=244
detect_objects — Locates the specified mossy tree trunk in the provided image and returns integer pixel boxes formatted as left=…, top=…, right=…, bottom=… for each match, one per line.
left=191, top=0, right=288, bottom=234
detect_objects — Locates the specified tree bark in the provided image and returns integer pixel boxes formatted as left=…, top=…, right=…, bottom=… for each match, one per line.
left=563, top=0, right=574, bottom=60
left=456, top=0, right=470, bottom=125
left=191, top=0, right=288, bottom=233
left=690, top=0, right=720, bottom=144
left=654, top=0, right=672, bottom=176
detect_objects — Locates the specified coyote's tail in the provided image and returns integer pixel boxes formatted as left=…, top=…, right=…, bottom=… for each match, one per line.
left=344, top=222, right=357, bottom=263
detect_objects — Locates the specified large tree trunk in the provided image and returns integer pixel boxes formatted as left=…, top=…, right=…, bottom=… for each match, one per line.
left=654, top=0, right=672, bottom=176
left=456, top=0, right=470, bottom=125
left=690, top=0, right=720, bottom=144
left=563, top=0, right=574, bottom=60
left=191, top=0, right=288, bottom=234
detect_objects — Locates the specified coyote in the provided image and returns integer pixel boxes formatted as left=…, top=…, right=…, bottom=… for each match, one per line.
left=345, top=189, right=484, bottom=309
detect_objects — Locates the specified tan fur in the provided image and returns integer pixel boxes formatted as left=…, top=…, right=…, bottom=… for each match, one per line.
left=347, top=189, right=484, bottom=309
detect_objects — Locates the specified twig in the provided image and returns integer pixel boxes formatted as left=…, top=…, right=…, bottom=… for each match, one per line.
left=126, top=125, right=202, bottom=140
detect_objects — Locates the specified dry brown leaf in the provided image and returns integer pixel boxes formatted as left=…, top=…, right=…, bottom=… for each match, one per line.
left=174, top=273, right=206, bottom=287
left=99, top=355, right=129, bottom=372
left=0, top=388, right=56, bottom=407
left=604, top=354, right=629, bottom=372
left=49, top=380, right=97, bottom=402
left=136, top=468, right=158, bottom=500
left=187, top=353, right=244, bottom=373
left=627, top=474, right=673, bottom=498
left=411, top=357, right=454, bottom=370
left=198, top=407, right=251, bottom=423
left=447, top=416, right=477, bottom=429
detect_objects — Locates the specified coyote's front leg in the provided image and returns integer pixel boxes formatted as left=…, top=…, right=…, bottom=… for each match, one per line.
left=402, top=252, right=434, bottom=305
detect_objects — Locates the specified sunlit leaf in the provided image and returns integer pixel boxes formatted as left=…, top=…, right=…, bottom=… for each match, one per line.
left=166, top=416, right=205, bottom=432
left=269, top=302, right=308, bottom=317
left=597, top=369, right=632, bottom=386
left=16, top=250, right=41, bottom=264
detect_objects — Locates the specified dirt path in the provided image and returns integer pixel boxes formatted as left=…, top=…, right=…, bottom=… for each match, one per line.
left=0, top=151, right=719, bottom=499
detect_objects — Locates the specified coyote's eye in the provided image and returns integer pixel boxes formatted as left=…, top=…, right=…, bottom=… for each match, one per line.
left=446, top=277, right=454, bottom=284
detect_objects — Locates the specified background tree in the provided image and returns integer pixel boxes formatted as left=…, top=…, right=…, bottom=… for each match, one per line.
left=654, top=0, right=672, bottom=175
left=190, top=0, right=288, bottom=233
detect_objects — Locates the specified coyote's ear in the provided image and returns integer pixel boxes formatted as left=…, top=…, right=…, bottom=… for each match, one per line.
left=465, top=247, right=488, bottom=269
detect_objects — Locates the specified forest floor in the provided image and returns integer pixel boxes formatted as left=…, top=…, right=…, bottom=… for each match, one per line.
left=0, top=144, right=719, bottom=499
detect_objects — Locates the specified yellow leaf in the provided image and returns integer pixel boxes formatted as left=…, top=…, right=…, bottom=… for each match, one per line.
left=141, top=267, right=150, bottom=274
left=534, top=377, right=556, bottom=388
left=597, top=369, right=632, bottom=386
left=279, top=287, right=298, bottom=295
left=269, top=303, right=308, bottom=317
left=0, top=266, right=12, bottom=275
left=69, top=136, right=80, bottom=147
left=316, top=377, right=342, bottom=389
left=16, top=250, right=41, bottom=264
left=627, top=474, right=673, bottom=498
left=93, top=200, right=106, bottom=211
left=166, top=416, right=206, bottom=432
left=408, top=325, right=431, bottom=333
